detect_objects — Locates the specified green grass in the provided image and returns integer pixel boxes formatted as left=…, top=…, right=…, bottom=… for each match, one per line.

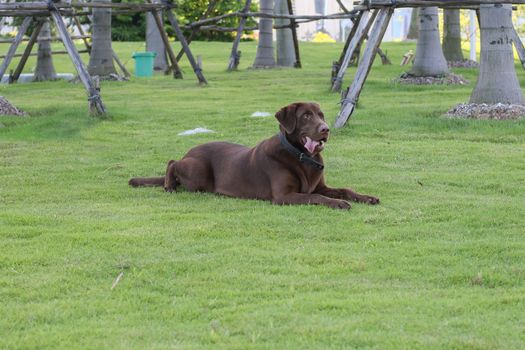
left=1, top=40, right=524, bottom=349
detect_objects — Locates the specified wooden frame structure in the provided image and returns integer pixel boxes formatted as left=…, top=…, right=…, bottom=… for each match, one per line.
left=186, top=3, right=359, bottom=71
left=0, top=0, right=207, bottom=116
left=332, top=0, right=525, bottom=128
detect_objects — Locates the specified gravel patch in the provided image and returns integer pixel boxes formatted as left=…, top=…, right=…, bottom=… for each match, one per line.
left=0, top=96, right=26, bottom=116
left=446, top=103, right=525, bottom=120
left=447, top=60, right=479, bottom=68
left=394, top=72, right=468, bottom=85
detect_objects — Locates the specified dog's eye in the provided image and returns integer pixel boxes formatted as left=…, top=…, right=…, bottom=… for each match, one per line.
left=319, top=112, right=325, bottom=120
left=302, top=113, right=311, bottom=119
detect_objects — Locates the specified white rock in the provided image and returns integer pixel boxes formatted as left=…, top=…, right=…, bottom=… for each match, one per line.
left=251, top=111, right=271, bottom=117
left=178, top=127, right=215, bottom=136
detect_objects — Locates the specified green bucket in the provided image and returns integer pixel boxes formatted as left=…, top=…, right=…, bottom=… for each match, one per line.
left=132, top=51, right=156, bottom=77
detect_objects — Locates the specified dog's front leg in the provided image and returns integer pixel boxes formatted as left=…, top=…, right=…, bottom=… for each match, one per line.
left=272, top=193, right=351, bottom=210
left=314, top=182, right=380, bottom=205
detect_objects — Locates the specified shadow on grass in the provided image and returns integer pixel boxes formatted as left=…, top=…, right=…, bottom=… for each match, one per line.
left=0, top=105, right=102, bottom=141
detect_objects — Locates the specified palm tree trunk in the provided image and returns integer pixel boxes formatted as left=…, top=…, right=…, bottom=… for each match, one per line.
left=410, top=7, right=448, bottom=76
left=253, top=0, right=275, bottom=68
left=275, top=0, right=295, bottom=67
left=88, top=0, right=117, bottom=76
left=470, top=4, right=524, bottom=104
left=34, top=18, right=57, bottom=81
left=146, top=10, right=167, bottom=71
left=442, top=9, right=464, bottom=61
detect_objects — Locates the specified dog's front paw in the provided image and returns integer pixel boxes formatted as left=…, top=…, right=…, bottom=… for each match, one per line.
left=328, top=199, right=352, bottom=210
left=361, top=195, right=380, bottom=205
left=164, top=186, right=175, bottom=193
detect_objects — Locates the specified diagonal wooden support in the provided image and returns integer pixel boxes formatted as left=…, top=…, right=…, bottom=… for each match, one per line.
left=163, top=1, right=208, bottom=85
left=0, top=16, right=33, bottom=80
left=175, top=0, right=217, bottom=62
left=286, top=0, right=301, bottom=68
left=337, top=11, right=363, bottom=66
left=150, top=7, right=183, bottom=79
left=50, top=9, right=106, bottom=116
left=10, top=19, right=44, bottom=83
left=227, top=0, right=252, bottom=71
left=511, top=26, right=525, bottom=70
left=331, top=10, right=377, bottom=92
left=334, top=7, right=394, bottom=129
left=72, top=14, right=130, bottom=78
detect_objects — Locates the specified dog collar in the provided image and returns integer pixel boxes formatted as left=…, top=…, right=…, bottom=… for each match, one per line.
left=279, top=132, right=324, bottom=170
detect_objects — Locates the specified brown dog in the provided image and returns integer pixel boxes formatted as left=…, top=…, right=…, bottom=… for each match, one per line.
left=129, top=102, right=379, bottom=209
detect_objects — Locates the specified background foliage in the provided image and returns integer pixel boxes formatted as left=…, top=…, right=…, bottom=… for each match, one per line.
left=110, top=0, right=257, bottom=41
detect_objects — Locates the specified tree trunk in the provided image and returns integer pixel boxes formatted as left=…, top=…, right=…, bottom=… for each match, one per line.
left=470, top=4, right=524, bottom=104
left=274, top=0, right=295, bottom=67
left=34, top=18, right=57, bottom=81
left=146, top=10, right=167, bottom=71
left=410, top=7, right=448, bottom=76
left=406, top=8, right=418, bottom=40
left=88, top=0, right=117, bottom=76
left=442, top=9, right=464, bottom=61
left=253, top=0, right=275, bottom=68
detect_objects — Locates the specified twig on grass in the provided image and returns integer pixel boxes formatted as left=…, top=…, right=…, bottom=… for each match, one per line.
left=111, top=271, right=124, bottom=290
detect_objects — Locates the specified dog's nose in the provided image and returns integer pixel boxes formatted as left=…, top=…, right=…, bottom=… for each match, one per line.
left=319, top=124, right=330, bottom=134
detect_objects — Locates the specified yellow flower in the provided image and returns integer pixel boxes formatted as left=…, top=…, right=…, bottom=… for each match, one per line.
left=312, top=32, right=336, bottom=43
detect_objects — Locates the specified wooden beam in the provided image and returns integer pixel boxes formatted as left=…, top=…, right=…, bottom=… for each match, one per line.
left=0, top=34, right=90, bottom=44
left=0, top=16, right=32, bottom=80
left=72, top=15, right=92, bottom=52
left=150, top=7, right=183, bottom=79
left=332, top=10, right=377, bottom=92
left=163, top=2, right=207, bottom=85
left=0, top=49, right=89, bottom=59
left=335, top=7, right=394, bottom=128
left=175, top=0, right=217, bottom=62
left=286, top=0, right=301, bottom=68
left=337, top=11, right=364, bottom=65
left=511, top=26, right=525, bottom=69
left=50, top=9, right=106, bottom=116
left=10, top=19, right=44, bottom=83
left=227, top=0, right=252, bottom=71
left=111, top=49, right=131, bottom=77
left=0, top=2, right=166, bottom=11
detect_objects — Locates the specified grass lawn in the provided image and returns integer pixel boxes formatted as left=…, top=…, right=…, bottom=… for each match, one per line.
left=1, top=40, right=524, bottom=349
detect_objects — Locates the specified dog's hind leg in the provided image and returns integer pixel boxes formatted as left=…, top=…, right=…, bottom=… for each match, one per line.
left=164, top=160, right=181, bottom=192
left=169, top=157, right=214, bottom=193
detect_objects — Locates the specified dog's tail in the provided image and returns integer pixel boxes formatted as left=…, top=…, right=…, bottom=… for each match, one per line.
left=129, top=177, right=165, bottom=187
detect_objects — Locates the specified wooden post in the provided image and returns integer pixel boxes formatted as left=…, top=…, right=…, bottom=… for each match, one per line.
left=334, top=7, right=393, bottom=128
left=50, top=9, right=106, bottom=116
left=72, top=15, right=92, bottom=52
left=286, top=0, right=301, bottom=68
left=0, top=16, right=33, bottom=80
left=10, top=19, right=44, bottom=83
left=511, top=26, right=525, bottom=69
left=175, top=0, right=217, bottom=62
left=377, top=48, right=391, bottom=65
left=150, top=8, right=183, bottom=79
left=337, top=11, right=363, bottom=66
left=331, top=10, right=376, bottom=92
left=163, top=2, right=208, bottom=85
left=227, top=0, right=252, bottom=71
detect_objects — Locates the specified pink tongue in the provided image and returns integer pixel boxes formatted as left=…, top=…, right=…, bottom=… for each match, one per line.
left=304, top=137, right=319, bottom=154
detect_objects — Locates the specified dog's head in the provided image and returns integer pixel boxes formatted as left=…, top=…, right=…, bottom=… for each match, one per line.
left=275, top=102, right=329, bottom=156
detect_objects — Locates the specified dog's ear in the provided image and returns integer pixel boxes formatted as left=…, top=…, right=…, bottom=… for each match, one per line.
left=275, top=103, right=298, bottom=134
